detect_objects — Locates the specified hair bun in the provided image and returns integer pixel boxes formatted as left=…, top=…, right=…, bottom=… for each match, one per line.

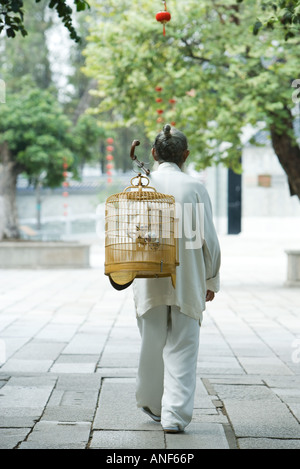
left=163, top=124, right=172, bottom=138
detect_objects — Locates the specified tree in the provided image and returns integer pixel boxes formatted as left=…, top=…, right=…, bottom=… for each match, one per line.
left=0, top=88, right=74, bottom=239
left=0, top=0, right=107, bottom=239
left=83, top=0, right=300, bottom=198
left=0, top=0, right=90, bottom=42
left=238, top=0, right=300, bottom=40
left=72, top=113, right=106, bottom=176
left=0, top=0, right=53, bottom=90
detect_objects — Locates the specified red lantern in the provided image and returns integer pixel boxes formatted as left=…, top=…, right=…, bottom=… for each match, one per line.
left=106, top=145, right=114, bottom=152
left=157, top=117, right=164, bottom=123
left=155, top=86, right=163, bottom=92
left=107, top=177, right=112, bottom=184
left=171, top=121, right=176, bottom=127
left=106, top=154, right=114, bottom=161
left=107, top=137, right=114, bottom=144
left=169, top=98, right=176, bottom=105
left=63, top=192, right=69, bottom=197
left=156, top=97, right=163, bottom=103
left=106, top=163, right=113, bottom=170
left=63, top=163, right=68, bottom=169
left=156, top=2, right=171, bottom=36
left=157, top=109, right=164, bottom=115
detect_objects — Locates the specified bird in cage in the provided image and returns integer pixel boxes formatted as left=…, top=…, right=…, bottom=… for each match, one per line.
left=144, top=231, right=160, bottom=250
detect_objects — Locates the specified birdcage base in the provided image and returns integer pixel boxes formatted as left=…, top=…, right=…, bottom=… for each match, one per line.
left=109, top=271, right=136, bottom=286
left=109, top=276, right=134, bottom=291
left=105, top=262, right=177, bottom=288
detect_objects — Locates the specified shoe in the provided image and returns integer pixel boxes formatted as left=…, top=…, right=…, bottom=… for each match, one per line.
left=142, top=407, right=161, bottom=422
left=163, top=426, right=181, bottom=434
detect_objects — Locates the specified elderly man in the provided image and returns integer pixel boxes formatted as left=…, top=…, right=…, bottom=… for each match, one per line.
left=133, top=124, right=221, bottom=434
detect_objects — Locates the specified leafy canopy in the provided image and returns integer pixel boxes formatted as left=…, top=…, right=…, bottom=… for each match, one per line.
left=0, top=88, right=74, bottom=186
left=83, top=0, right=300, bottom=173
left=238, top=0, right=300, bottom=40
left=0, top=0, right=90, bottom=42
left=0, top=87, right=106, bottom=186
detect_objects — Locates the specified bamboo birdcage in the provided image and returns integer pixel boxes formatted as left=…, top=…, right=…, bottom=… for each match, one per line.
left=105, top=172, right=179, bottom=290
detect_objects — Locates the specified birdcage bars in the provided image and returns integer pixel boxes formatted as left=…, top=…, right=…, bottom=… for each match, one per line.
left=105, top=174, right=179, bottom=287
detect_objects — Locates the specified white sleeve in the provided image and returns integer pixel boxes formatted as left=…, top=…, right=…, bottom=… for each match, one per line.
left=197, top=189, right=221, bottom=292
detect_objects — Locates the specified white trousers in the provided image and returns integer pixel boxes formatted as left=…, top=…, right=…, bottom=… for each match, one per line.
left=136, top=305, right=200, bottom=431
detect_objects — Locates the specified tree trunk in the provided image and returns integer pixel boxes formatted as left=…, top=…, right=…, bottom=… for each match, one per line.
left=0, top=143, right=20, bottom=240
left=72, top=79, right=98, bottom=125
left=269, top=108, right=300, bottom=199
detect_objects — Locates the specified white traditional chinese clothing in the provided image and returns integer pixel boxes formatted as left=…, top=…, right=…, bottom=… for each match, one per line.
left=133, top=162, right=221, bottom=324
left=133, top=161, right=221, bottom=431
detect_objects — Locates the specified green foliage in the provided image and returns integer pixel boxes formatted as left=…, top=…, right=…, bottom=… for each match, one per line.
left=82, top=0, right=300, bottom=174
left=0, top=0, right=105, bottom=188
left=0, top=0, right=90, bottom=42
left=0, top=88, right=74, bottom=187
left=72, top=114, right=106, bottom=167
left=238, top=0, right=300, bottom=39
left=0, top=0, right=53, bottom=90
left=0, top=87, right=107, bottom=187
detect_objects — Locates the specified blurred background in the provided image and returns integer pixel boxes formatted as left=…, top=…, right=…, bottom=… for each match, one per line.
left=0, top=0, right=299, bottom=249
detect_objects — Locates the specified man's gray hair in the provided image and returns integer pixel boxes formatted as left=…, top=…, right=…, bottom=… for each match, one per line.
left=153, top=124, right=188, bottom=166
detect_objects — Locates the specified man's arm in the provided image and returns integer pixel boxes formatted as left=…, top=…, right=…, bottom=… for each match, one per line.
left=197, top=187, right=221, bottom=295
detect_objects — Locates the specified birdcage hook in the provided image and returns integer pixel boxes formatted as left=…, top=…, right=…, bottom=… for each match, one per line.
left=130, top=140, right=151, bottom=176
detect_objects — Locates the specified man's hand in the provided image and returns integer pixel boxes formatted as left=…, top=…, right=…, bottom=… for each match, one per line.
left=206, top=290, right=215, bottom=302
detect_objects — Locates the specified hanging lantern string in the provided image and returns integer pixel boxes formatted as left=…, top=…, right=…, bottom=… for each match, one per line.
left=156, top=0, right=171, bottom=36
left=155, top=86, right=177, bottom=129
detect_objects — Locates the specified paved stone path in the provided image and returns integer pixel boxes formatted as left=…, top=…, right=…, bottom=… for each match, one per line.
left=0, top=232, right=299, bottom=449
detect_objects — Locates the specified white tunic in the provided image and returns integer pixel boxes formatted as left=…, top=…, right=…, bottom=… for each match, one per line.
left=133, top=162, right=221, bottom=324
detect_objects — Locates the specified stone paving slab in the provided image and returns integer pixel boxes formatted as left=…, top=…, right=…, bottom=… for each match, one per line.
left=0, top=407, right=45, bottom=428
left=54, top=373, right=102, bottom=391
left=0, top=428, right=31, bottom=449
left=50, top=354, right=99, bottom=374
left=165, top=423, right=229, bottom=450
left=19, top=421, right=91, bottom=449
left=238, top=438, right=300, bottom=449
left=213, top=384, right=300, bottom=439
left=93, top=379, right=160, bottom=431
left=9, top=340, right=67, bottom=361
left=0, top=359, right=54, bottom=373
left=62, top=332, right=108, bottom=355
left=237, top=356, right=294, bottom=375
left=42, top=389, right=99, bottom=423
left=0, top=383, right=54, bottom=409
left=90, top=430, right=165, bottom=449
left=96, top=367, right=137, bottom=377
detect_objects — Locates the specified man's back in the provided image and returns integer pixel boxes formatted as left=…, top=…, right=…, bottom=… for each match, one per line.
left=133, top=162, right=221, bottom=323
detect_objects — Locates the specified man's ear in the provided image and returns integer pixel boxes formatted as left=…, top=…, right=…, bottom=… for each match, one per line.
left=183, top=149, right=190, bottom=163
left=152, top=147, right=158, bottom=161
